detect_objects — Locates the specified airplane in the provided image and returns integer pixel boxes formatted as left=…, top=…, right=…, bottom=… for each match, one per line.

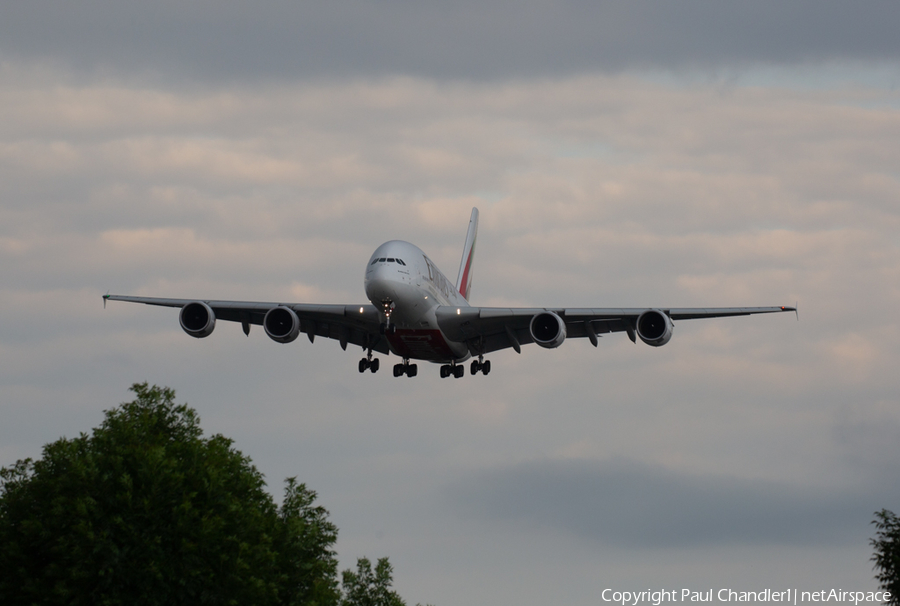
left=104, top=207, right=795, bottom=378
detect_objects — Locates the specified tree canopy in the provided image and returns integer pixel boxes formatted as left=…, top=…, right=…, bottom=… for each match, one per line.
left=340, top=557, right=406, bottom=606
left=872, top=509, right=900, bottom=604
left=0, top=383, right=342, bottom=606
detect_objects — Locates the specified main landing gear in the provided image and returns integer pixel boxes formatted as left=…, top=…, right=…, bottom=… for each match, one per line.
left=393, top=358, right=418, bottom=378
left=439, top=364, right=464, bottom=379
left=358, top=350, right=379, bottom=373
left=440, top=356, right=491, bottom=378
left=470, top=356, right=491, bottom=376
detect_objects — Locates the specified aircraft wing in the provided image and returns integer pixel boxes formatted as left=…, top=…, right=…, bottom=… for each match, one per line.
left=434, top=305, right=796, bottom=355
left=103, top=295, right=391, bottom=353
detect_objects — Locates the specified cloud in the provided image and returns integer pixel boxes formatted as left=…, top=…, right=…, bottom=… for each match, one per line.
left=2, top=71, right=898, bottom=389
left=3, top=1, right=900, bottom=83
left=450, top=457, right=898, bottom=548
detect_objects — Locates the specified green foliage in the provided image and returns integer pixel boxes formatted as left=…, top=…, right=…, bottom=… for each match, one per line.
left=0, top=383, right=339, bottom=606
left=277, top=478, right=339, bottom=606
left=340, top=557, right=406, bottom=606
left=872, top=509, right=900, bottom=604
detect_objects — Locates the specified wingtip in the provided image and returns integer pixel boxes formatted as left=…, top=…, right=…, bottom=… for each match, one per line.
left=781, top=302, right=798, bottom=320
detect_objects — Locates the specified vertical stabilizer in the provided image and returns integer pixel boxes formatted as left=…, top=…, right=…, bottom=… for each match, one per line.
left=456, top=207, right=479, bottom=301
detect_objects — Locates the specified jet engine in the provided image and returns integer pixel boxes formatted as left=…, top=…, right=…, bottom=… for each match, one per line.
left=636, top=309, right=674, bottom=347
left=179, top=301, right=216, bottom=338
left=530, top=311, right=567, bottom=349
left=264, top=306, right=301, bottom=343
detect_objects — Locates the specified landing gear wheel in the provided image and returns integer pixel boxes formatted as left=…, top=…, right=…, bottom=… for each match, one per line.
left=440, top=365, right=450, bottom=378
left=470, top=357, right=490, bottom=376
left=359, top=358, right=368, bottom=373
left=407, top=364, right=417, bottom=377
left=370, top=358, right=379, bottom=373
left=393, top=363, right=404, bottom=377
left=454, top=365, right=464, bottom=378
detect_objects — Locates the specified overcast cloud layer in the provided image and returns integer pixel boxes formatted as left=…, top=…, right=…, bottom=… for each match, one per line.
left=453, top=457, right=900, bottom=548
left=2, top=3, right=900, bottom=605
left=4, top=1, right=900, bottom=82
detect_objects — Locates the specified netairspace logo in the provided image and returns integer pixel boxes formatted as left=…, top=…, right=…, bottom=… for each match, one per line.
left=600, top=589, right=891, bottom=606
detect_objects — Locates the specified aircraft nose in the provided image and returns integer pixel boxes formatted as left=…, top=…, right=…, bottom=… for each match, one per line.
left=367, top=263, right=396, bottom=284
left=365, top=266, right=396, bottom=300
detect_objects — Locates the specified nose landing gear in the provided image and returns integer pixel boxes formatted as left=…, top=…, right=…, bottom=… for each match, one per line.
left=379, top=298, right=397, bottom=334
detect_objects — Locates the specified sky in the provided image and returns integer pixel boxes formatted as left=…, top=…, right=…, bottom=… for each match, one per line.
left=2, top=2, right=900, bottom=605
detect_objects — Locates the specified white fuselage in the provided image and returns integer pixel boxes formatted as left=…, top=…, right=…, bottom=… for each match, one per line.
left=364, top=240, right=470, bottom=362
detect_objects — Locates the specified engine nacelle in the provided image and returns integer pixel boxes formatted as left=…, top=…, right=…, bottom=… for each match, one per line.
left=636, top=309, right=674, bottom=347
left=179, top=301, right=216, bottom=338
left=530, top=311, right=567, bottom=349
left=264, top=306, right=301, bottom=344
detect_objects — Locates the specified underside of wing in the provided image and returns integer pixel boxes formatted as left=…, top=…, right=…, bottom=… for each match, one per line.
left=103, top=294, right=390, bottom=353
left=435, top=305, right=796, bottom=354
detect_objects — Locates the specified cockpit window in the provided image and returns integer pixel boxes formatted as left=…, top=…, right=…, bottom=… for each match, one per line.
left=372, top=257, right=406, bottom=265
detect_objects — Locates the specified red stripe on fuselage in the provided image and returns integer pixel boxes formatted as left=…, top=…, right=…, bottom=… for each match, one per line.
left=386, top=328, right=458, bottom=361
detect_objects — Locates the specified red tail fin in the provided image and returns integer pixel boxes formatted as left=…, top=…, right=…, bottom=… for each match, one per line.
left=455, top=208, right=479, bottom=301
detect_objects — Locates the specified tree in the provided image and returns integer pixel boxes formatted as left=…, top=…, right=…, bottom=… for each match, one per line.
left=0, top=383, right=339, bottom=606
left=872, top=509, right=900, bottom=604
left=340, top=557, right=406, bottom=606
left=277, top=478, right=340, bottom=606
